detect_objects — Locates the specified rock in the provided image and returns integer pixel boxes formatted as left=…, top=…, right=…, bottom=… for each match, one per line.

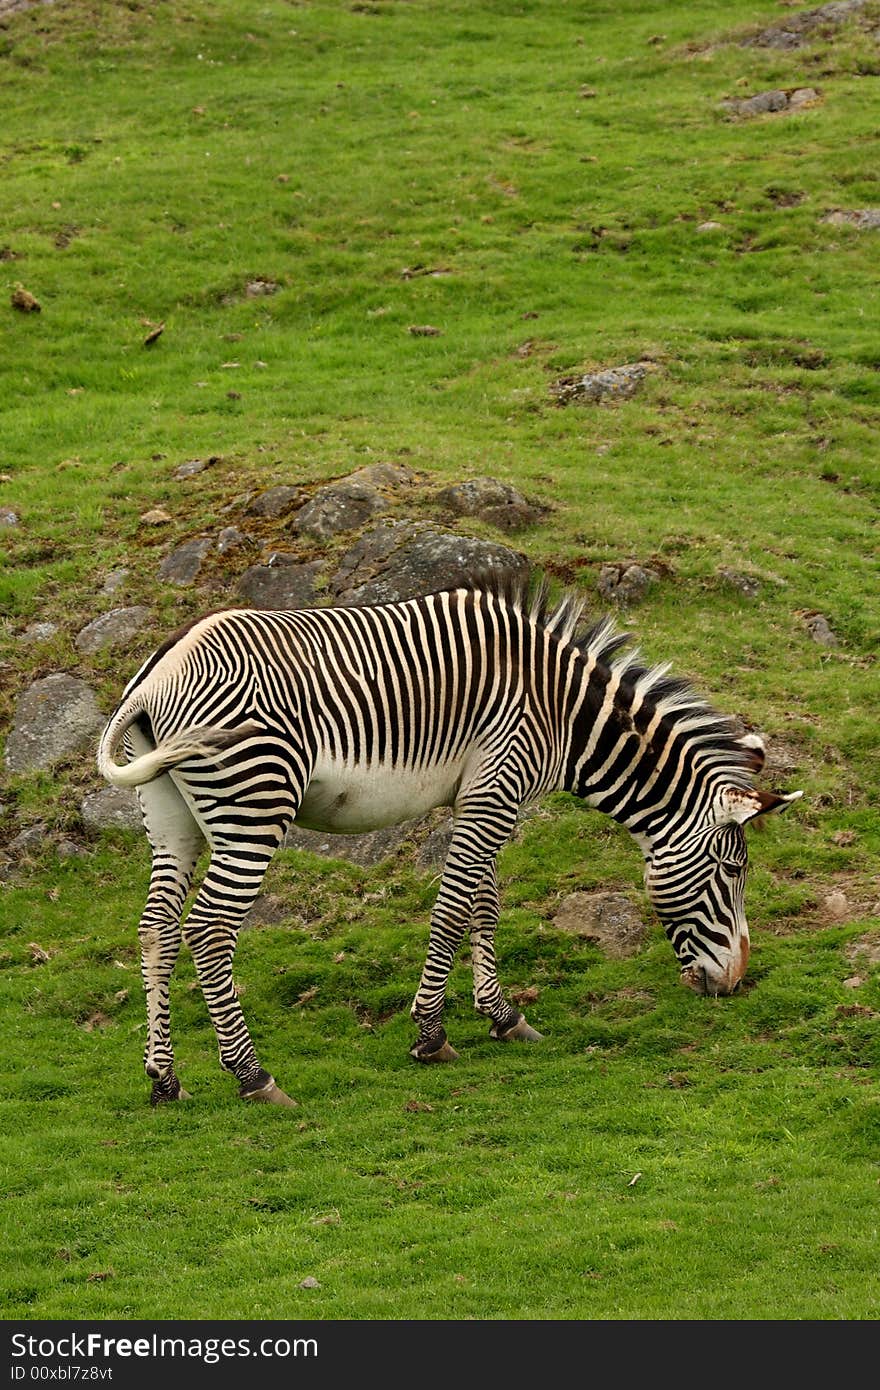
left=291, top=480, right=387, bottom=540
left=216, top=526, right=250, bottom=555
left=158, top=538, right=213, bottom=585
left=417, top=815, right=454, bottom=869
left=284, top=821, right=413, bottom=867
left=241, top=894, right=290, bottom=929
left=298, top=1276, right=320, bottom=1290
left=8, top=823, right=50, bottom=857
left=57, top=838, right=88, bottom=859
left=550, top=362, right=652, bottom=406
left=741, top=1, right=871, bottom=50
left=11, top=283, right=40, bottom=312
left=408, top=324, right=442, bottom=336
left=436, top=477, right=545, bottom=532
left=140, top=508, right=172, bottom=526
left=236, top=557, right=323, bottom=610
left=99, top=568, right=129, bottom=596
left=598, top=562, right=659, bottom=606
left=718, top=568, right=761, bottom=599
left=5, top=675, right=103, bottom=775
left=18, top=622, right=58, bottom=644
left=347, top=462, right=415, bottom=489
left=822, top=890, right=850, bottom=922
left=799, top=610, right=838, bottom=647
left=81, top=787, right=143, bottom=833
left=74, top=606, right=149, bottom=655
left=697, top=221, right=724, bottom=233
left=0, top=507, right=19, bottom=526
left=245, top=278, right=279, bottom=297
left=845, top=932, right=880, bottom=967
left=245, top=486, right=305, bottom=518
left=333, top=524, right=529, bottom=606
left=174, top=458, right=210, bottom=480
left=788, top=88, right=820, bottom=109
left=552, top=891, right=648, bottom=958
left=821, top=208, right=880, bottom=230
left=720, top=89, right=789, bottom=117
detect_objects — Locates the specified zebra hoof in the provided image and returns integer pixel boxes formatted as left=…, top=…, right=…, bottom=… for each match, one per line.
left=490, top=1014, right=543, bottom=1043
left=240, top=1077, right=298, bottom=1108
left=150, top=1078, right=191, bottom=1106
left=409, top=1039, right=460, bottom=1064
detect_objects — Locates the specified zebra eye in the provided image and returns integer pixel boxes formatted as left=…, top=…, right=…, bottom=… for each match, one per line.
left=719, top=859, right=744, bottom=874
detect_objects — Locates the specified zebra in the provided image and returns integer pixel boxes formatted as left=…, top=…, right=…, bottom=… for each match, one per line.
left=96, top=574, right=801, bottom=1107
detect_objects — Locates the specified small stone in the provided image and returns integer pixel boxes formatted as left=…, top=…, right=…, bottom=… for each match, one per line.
left=140, top=508, right=172, bottom=526
left=718, top=568, right=761, bottom=599
left=57, top=839, right=88, bottom=859
left=245, top=486, right=305, bottom=518
left=0, top=507, right=19, bottom=526
left=598, top=562, right=659, bottom=606
left=99, top=568, right=129, bottom=596
left=720, top=90, right=789, bottom=118
left=697, top=221, right=724, bottom=233
left=216, top=526, right=249, bottom=555
left=5, top=675, right=104, bottom=775
left=407, top=324, right=442, bottom=336
left=18, top=622, right=58, bottom=644
left=552, top=891, right=647, bottom=958
left=245, top=278, right=279, bottom=297
left=831, top=829, right=857, bottom=847
left=174, top=458, right=208, bottom=480
left=9, top=824, right=49, bottom=857
left=550, top=362, right=653, bottom=406
left=298, top=1276, right=320, bottom=1290
left=799, top=611, right=838, bottom=647
left=843, top=975, right=864, bottom=989
left=821, top=208, right=880, bottom=230
left=74, top=606, right=149, bottom=655
left=822, top=890, right=850, bottom=922
left=81, top=787, right=143, bottom=833
left=11, top=284, right=40, bottom=313
left=158, top=538, right=213, bottom=585
left=236, top=558, right=323, bottom=610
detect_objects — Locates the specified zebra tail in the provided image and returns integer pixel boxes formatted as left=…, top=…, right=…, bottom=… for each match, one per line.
left=96, top=713, right=263, bottom=789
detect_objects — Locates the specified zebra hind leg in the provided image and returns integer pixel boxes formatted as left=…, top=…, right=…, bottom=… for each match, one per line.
left=182, top=838, right=297, bottom=1107
left=131, top=737, right=205, bottom=1105
left=470, top=862, right=543, bottom=1045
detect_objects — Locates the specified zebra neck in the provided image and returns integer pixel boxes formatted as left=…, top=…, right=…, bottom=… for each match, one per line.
left=561, top=655, right=706, bottom=842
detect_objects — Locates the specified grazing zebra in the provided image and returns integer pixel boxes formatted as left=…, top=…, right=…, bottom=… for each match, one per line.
left=96, top=575, right=800, bottom=1107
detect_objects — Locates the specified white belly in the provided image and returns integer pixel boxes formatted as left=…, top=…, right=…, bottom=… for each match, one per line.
left=295, top=757, right=464, bottom=834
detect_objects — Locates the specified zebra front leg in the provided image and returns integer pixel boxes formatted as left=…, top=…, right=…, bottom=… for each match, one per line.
left=470, top=861, right=542, bottom=1044
left=182, top=845, right=296, bottom=1107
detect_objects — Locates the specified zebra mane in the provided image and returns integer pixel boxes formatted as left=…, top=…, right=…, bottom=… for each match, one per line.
left=458, top=568, right=754, bottom=780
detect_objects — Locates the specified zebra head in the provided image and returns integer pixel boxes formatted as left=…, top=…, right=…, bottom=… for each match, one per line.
left=644, top=783, right=802, bottom=997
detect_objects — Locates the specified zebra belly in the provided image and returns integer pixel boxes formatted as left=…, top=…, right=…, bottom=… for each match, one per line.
left=295, top=759, right=464, bottom=834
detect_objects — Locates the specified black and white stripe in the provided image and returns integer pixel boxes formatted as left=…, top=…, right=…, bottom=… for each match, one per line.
left=97, top=576, right=799, bottom=1105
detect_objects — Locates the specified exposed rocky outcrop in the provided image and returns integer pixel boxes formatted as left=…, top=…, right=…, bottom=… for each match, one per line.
left=552, top=891, right=648, bottom=958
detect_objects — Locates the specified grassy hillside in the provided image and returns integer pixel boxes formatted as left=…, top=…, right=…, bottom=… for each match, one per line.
left=1, top=0, right=878, bottom=1320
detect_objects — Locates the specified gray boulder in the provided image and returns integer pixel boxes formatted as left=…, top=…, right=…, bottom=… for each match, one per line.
left=552, top=891, right=648, bottom=958
left=333, top=524, right=529, bottom=606
left=75, top=606, right=149, bottom=655
left=81, top=787, right=144, bottom=833
left=236, top=557, right=323, bottom=610
left=158, top=538, right=213, bottom=585
left=437, top=477, right=545, bottom=532
left=5, top=675, right=104, bottom=775
left=598, top=562, right=659, bottom=606
left=291, top=480, right=387, bottom=539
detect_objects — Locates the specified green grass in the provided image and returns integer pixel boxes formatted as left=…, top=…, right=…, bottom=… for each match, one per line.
left=1, top=0, right=879, bottom=1321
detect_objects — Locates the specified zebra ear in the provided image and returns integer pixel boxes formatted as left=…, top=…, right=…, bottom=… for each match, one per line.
left=718, top=786, right=803, bottom=825
left=738, top=733, right=766, bottom=774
